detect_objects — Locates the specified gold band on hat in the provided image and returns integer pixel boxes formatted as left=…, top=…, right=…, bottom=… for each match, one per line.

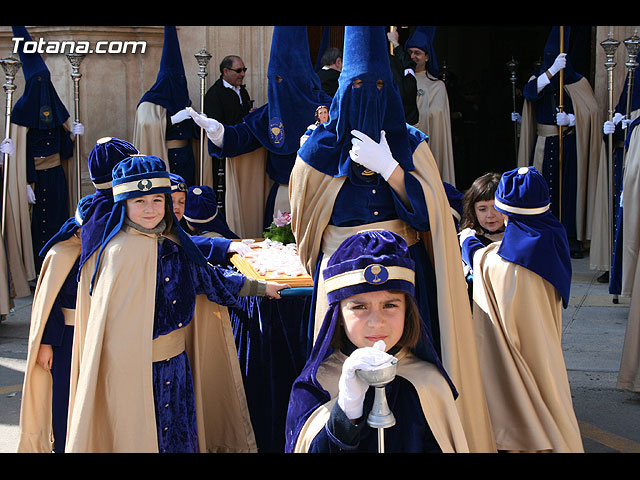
left=494, top=198, right=550, bottom=216
left=324, top=264, right=415, bottom=294
left=112, top=177, right=171, bottom=197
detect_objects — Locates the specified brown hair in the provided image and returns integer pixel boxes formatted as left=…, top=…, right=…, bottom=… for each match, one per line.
left=460, top=172, right=502, bottom=231
left=330, top=291, right=422, bottom=351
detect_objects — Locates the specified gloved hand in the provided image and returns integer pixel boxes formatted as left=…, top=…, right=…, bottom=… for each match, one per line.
left=0, top=138, right=14, bottom=156
left=459, top=227, right=477, bottom=247
left=337, top=340, right=395, bottom=420
left=349, top=130, right=399, bottom=181
left=227, top=241, right=252, bottom=257
left=511, top=112, right=521, bottom=123
left=187, top=107, right=224, bottom=146
left=556, top=110, right=575, bottom=127
left=72, top=122, right=84, bottom=136
left=26, top=184, right=36, bottom=204
left=171, top=108, right=191, bottom=125
left=548, top=53, right=567, bottom=76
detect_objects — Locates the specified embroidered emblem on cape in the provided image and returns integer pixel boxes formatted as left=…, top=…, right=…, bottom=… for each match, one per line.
left=364, top=264, right=388, bottom=284
left=269, top=117, right=285, bottom=147
left=137, top=179, right=153, bottom=191
left=417, top=88, right=424, bottom=97
left=40, top=105, right=53, bottom=125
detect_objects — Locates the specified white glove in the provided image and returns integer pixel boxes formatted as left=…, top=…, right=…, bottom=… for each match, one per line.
left=548, top=53, right=567, bottom=76
left=0, top=138, right=14, bottom=156
left=186, top=107, right=224, bottom=147
left=603, top=120, right=616, bottom=135
left=171, top=108, right=191, bottom=125
left=72, top=122, right=84, bottom=136
left=337, top=340, right=395, bottom=420
left=26, top=184, right=36, bottom=204
left=556, top=110, right=575, bottom=127
left=349, top=130, right=399, bottom=181
left=227, top=241, right=252, bottom=257
left=511, top=112, right=521, bottom=123
left=459, top=227, right=477, bottom=247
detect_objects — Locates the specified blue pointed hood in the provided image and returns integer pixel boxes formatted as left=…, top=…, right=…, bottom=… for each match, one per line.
left=138, top=26, right=191, bottom=116
left=11, top=26, right=69, bottom=129
left=405, top=26, right=439, bottom=78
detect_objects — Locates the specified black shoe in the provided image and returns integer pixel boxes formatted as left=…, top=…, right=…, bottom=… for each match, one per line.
left=597, top=271, right=609, bottom=283
left=570, top=250, right=584, bottom=259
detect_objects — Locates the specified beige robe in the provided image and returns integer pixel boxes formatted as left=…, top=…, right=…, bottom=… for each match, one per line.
left=223, top=148, right=273, bottom=238
left=293, top=349, right=469, bottom=453
left=289, top=140, right=497, bottom=452
left=415, top=74, right=456, bottom=186
left=617, top=122, right=640, bottom=392
left=133, top=102, right=212, bottom=187
left=472, top=243, right=584, bottom=452
left=518, top=77, right=602, bottom=244
left=65, top=226, right=255, bottom=452
left=16, top=235, right=80, bottom=452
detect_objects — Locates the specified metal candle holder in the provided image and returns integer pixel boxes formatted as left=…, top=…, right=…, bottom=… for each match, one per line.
left=506, top=56, right=519, bottom=162
left=356, top=357, right=398, bottom=453
left=66, top=52, right=86, bottom=201
left=0, top=55, right=21, bottom=238
left=194, top=47, right=212, bottom=186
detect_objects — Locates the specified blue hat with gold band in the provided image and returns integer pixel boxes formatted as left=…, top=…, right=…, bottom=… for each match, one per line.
left=89, top=155, right=206, bottom=294
left=493, top=166, right=572, bottom=307
left=169, top=173, right=187, bottom=193
left=323, top=230, right=415, bottom=304
left=285, top=229, right=455, bottom=452
left=183, top=185, right=238, bottom=238
left=39, top=193, right=95, bottom=258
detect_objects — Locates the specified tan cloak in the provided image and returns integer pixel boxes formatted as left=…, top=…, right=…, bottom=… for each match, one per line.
left=415, top=74, right=456, bottom=186
left=293, top=349, right=469, bottom=453
left=472, top=243, right=583, bottom=452
left=17, top=235, right=80, bottom=452
left=66, top=226, right=255, bottom=452
left=223, top=148, right=273, bottom=238
left=518, top=77, right=602, bottom=244
left=133, top=102, right=212, bottom=187
left=289, top=140, right=497, bottom=452
left=617, top=123, right=640, bottom=392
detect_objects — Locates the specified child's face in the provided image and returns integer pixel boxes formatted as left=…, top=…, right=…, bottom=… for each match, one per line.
left=474, top=199, right=505, bottom=232
left=171, top=192, right=186, bottom=221
left=125, top=193, right=165, bottom=230
left=339, top=290, right=405, bottom=351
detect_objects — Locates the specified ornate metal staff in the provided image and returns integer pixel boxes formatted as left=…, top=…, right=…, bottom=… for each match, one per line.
left=66, top=52, right=86, bottom=201
left=557, top=26, right=564, bottom=222
left=0, top=55, right=21, bottom=239
left=600, top=31, right=620, bottom=284
left=194, top=47, right=212, bottom=186
left=507, top=56, right=519, bottom=162
left=623, top=29, right=640, bottom=170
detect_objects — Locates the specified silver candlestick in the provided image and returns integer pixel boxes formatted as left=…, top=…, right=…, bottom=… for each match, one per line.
left=66, top=52, right=86, bottom=202
left=356, top=357, right=398, bottom=453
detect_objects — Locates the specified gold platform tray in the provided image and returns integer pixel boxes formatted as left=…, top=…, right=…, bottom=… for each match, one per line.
left=230, top=239, right=313, bottom=287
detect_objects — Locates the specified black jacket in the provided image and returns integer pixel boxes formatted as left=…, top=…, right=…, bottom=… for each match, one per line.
left=204, top=77, right=252, bottom=125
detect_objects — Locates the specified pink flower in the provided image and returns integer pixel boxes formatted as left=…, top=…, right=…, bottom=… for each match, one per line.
left=273, top=210, right=292, bottom=227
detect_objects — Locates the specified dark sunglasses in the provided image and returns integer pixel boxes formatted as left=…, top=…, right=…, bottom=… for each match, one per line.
left=228, top=67, right=247, bottom=73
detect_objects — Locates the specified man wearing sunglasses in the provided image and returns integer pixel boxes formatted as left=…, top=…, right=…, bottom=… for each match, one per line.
left=204, top=55, right=254, bottom=126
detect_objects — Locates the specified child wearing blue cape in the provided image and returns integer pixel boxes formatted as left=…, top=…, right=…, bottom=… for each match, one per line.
left=464, top=166, right=583, bottom=453
left=285, top=230, right=468, bottom=453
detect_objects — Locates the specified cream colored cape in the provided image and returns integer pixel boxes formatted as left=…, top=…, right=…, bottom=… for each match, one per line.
left=223, top=147, right=273, bottom=238
left=589, top=110, right=640, bottom=271
left=66, top=226, right=255, bottom=452
left=617, top=122, right=640, bottom=392
left=472, top=243, right=584, bottom=452
left=293, top=349, right=469, bottom=453
left=415, top=74, right=456, bottom=186
left=133, top=102, right=212, bottom=187
left=17, top=235, right=80, bottom=452
left=289, top=140, right=497, bottom=452
left=517, top=77, right=602, bottom=244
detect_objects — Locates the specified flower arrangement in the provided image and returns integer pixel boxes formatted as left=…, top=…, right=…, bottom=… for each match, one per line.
left=263, top=210, right=296, bottom=245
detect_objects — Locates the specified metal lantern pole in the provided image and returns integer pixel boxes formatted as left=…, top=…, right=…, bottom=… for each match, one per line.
left=66, top=52, right=86, bottom=202
left=194, top=47, right=212, bottom=186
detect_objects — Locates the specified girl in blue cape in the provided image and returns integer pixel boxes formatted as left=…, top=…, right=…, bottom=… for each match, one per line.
left=285, top=230, right=468, bottom=453
left=65, top=155, right=283, bottom=453
left=287, top=26, right=496, bottom=452
left=464, top=166, right=583, bottom=452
